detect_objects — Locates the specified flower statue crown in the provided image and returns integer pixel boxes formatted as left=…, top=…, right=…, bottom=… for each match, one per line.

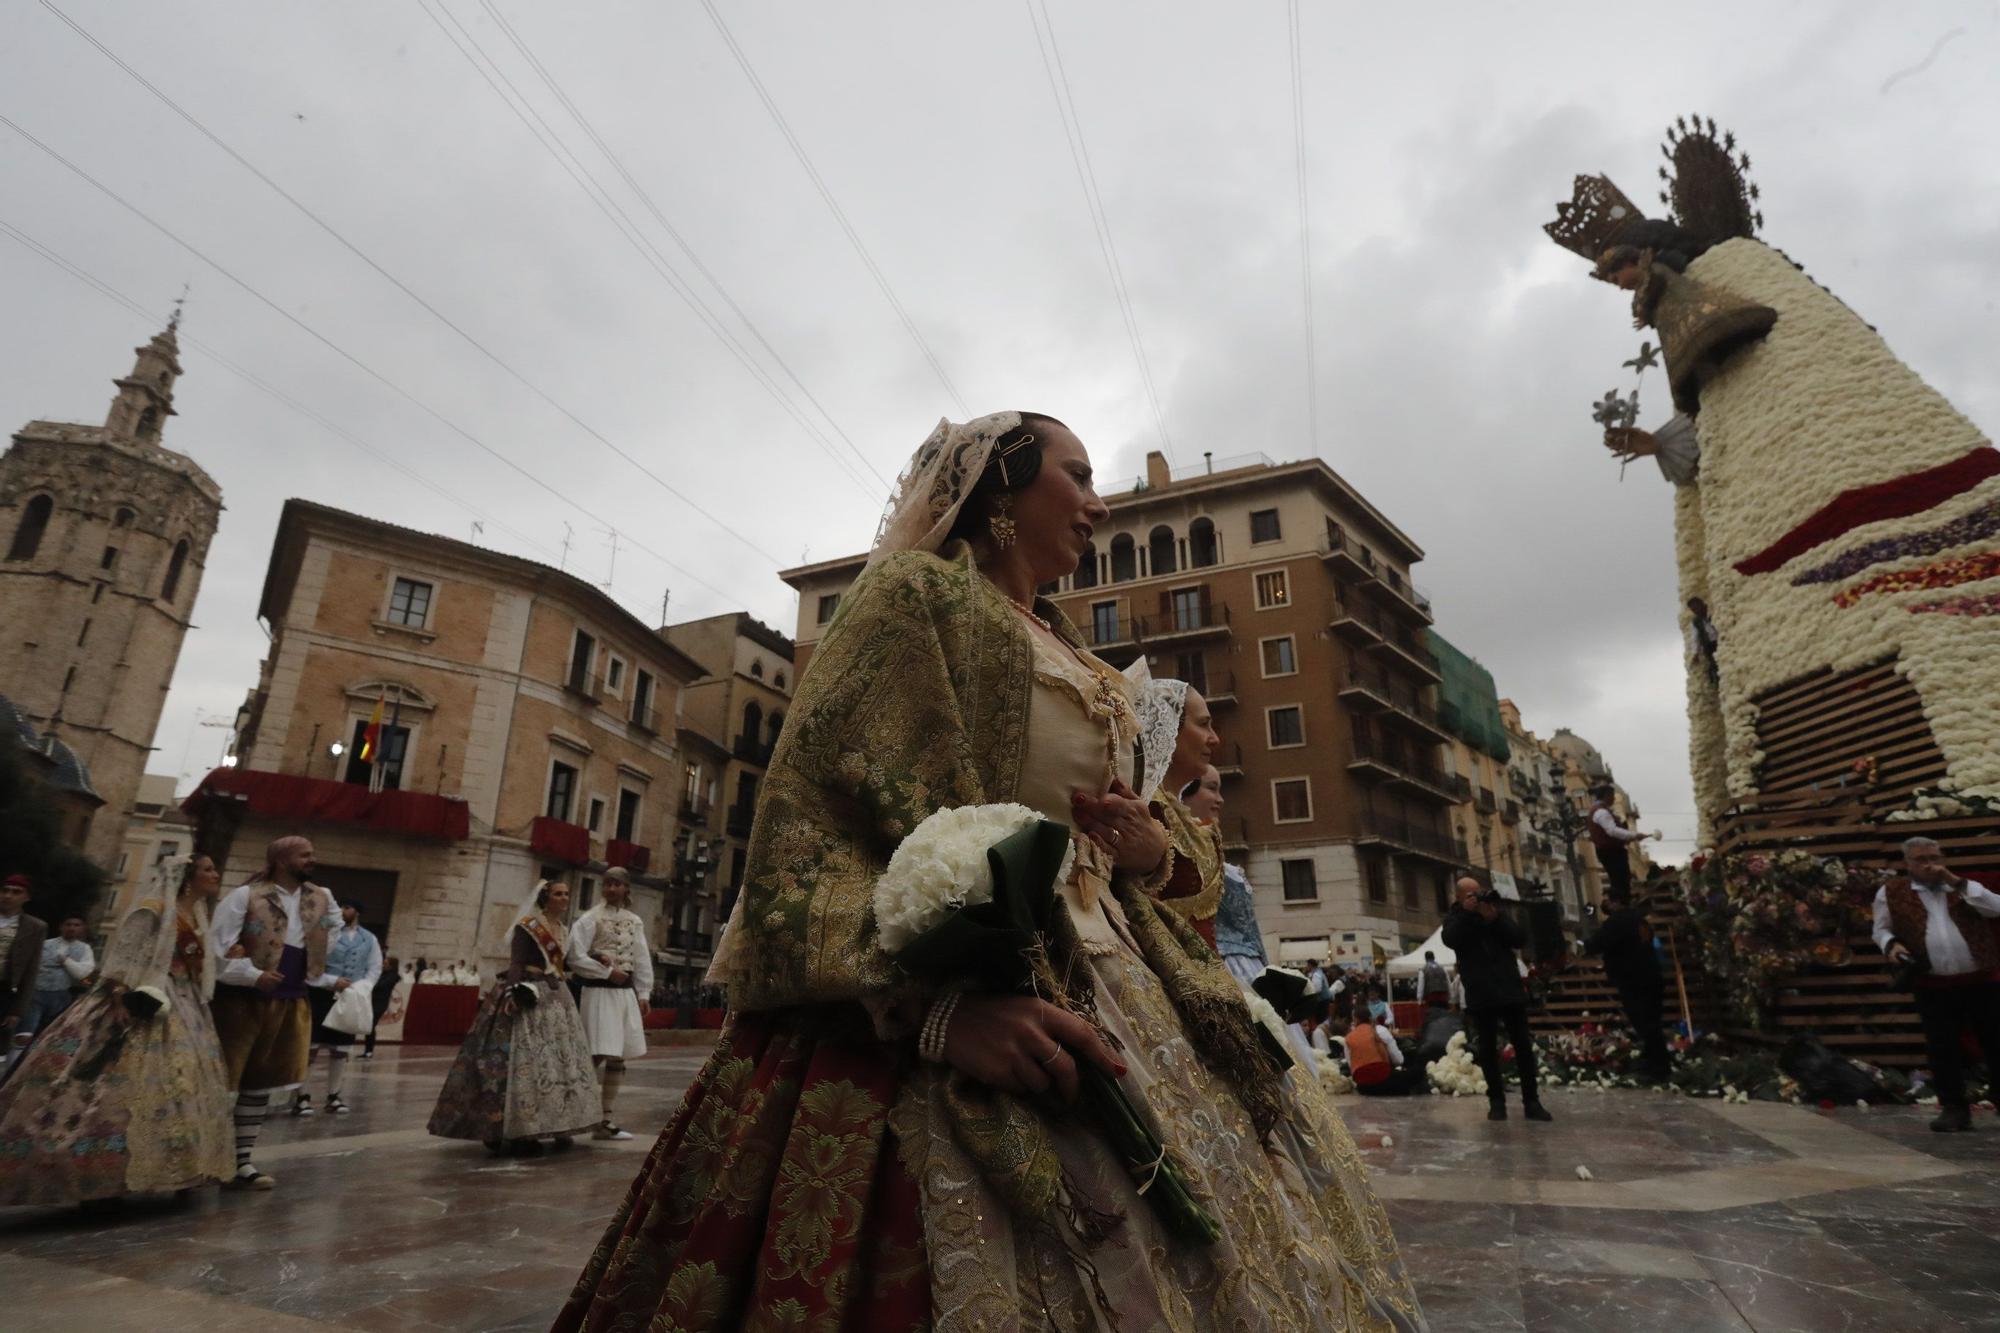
left=1543, top=174, right=1645, bottom=261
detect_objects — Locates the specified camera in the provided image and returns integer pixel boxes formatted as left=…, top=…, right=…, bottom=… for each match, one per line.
left=1476, top=888, right=1504, bottom=905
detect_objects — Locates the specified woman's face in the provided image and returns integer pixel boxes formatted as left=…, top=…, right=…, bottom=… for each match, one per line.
left=546, top=883, right=571, bottom=915
left=191, top=856, right=221, bottom=897
left=1169, top=690, right=1218, bottom=781
left=1183, top=765, right=1225, bottom=821
left=1009, top=423, right=1110, bottom=582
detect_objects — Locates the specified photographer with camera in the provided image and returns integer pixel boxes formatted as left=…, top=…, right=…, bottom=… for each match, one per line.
left=1442, top=876, right=1552, bottom=1122
left=1873, top=837, right=2000, bottom=1132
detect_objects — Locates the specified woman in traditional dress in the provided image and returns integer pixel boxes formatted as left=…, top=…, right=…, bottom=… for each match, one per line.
left=427, top=880, right=599, bottom=1155
left=1130, top=667, right=1228, bottom=948
left=0, top=854, right=233, bottom=1207
left=555, top=413, right=1425, bottom=1332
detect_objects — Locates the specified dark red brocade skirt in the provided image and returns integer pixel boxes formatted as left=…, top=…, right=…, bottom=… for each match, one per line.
left=551, top=1010, right=931, bottom=1332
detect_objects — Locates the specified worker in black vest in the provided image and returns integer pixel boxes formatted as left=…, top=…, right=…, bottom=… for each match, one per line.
left=1586, top=784, right=1651, bottom=899
left=1442, top=876, right=1551, bottom=1122
left=1584, top=895, right=1671, bottom=1083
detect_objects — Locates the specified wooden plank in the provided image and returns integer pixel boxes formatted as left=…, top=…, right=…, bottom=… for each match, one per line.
left=1757, top=685, right=1923, bottom=750
left=1751, top=658, right=1896, bottom=713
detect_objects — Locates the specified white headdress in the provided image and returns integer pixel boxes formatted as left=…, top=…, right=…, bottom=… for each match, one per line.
left=103, top=853, right=214, bottom=1003
left=862, top=412, right=1024, bottom=576
left=1123, top=657, right=1189, bottom=800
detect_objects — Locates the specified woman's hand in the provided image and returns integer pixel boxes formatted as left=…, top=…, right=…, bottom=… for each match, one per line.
left=1076, top=780, right=1168, bottom=874
left=942, top=994, right=1126, bottom=1104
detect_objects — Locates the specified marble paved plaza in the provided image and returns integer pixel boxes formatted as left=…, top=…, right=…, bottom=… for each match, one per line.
left=5, top=1046, right=2000, bottom=1331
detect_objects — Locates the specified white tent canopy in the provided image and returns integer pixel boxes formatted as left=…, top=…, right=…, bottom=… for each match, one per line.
left=1385, top=927, right=1455, bottom=978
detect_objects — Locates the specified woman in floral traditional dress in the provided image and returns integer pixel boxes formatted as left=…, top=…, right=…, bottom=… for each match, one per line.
left=428, top=880, right=599, bottom=1154
left=555, top=413, right=1425, bottom=1332
left=0, top=854, right=233, bottom=1206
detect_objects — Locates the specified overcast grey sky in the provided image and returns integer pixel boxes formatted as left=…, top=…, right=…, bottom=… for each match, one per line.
left=5, top=1, right=1997, bottom=862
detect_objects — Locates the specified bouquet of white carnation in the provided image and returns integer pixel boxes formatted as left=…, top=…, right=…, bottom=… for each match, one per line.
left=873, top=802, right=1218, bottom=1245
left=875, top=803, right=1073, bottom=953
left=1427, top=1030, right=1488, bottom=1097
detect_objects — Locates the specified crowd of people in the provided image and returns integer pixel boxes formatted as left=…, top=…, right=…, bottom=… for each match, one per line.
left=0, top=838, right=662, bottom=1203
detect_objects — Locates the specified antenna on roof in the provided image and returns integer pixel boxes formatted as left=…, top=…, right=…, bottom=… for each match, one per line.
left=559, top=522, right=574, bottom=573
left=660, top=588, right=671, bottom=628
left=599, top=526, right=621, bottom=591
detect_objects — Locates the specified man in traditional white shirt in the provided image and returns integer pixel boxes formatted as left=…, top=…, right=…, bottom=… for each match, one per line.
left=209, top=835, right=340, bottom=1189
left=1873, top=836, right=2000, bottom=1133
left=567, top=866, right=653, bottom=1140
left=1587, top=784, right=1652, bottom=900
left=295, top=903, right=382, bottom=1117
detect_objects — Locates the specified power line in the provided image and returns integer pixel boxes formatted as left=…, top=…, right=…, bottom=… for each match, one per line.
left=0, top=109, right=754, bottom=607
left=1022, top=0, right=1174, bottom=462
left=0, top=216, right=559, bottom=564
left=1286, top=0, right=1321, bottom=454
left=477, top=0, right=889, bottom=492
left=413, top=0, right=882, bottom=502
left=37, top=0, right=802, bottom=566
left=697, top=0, right=970, bottom=417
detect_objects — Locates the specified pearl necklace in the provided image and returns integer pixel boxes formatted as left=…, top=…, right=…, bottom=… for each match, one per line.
left=1004, top=595, right=1052, bottom=632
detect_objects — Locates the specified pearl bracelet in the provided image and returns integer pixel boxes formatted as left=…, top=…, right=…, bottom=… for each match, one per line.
left=918, top=992, right=963, bottom=1063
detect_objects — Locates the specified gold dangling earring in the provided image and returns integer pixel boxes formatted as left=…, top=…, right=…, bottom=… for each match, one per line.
left=988, top=494, right=1017, bottom=549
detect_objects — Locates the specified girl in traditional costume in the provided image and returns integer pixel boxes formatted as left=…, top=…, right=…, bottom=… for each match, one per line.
left=427, top=880, right=599, bottom=1154
left=555, top=413, right=1424, bottom=1332
left=0, top=854, right=233, bottom=1206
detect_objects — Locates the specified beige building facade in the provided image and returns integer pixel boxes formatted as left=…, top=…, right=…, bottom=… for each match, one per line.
left=201, top=501, right=707, bottom=978
left=1, top=320, right=222, bottom=872
left=782, top=450, right=1471, bottom=968
left=107, top=772, right=196, bottom=921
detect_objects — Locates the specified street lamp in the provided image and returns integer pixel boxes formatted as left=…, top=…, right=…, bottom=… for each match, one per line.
left=1522, top=768, right=1588, bottom=913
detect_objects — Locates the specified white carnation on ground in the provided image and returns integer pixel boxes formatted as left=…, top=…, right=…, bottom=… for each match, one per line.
left=873, top=803, right=1073, bottom=953
left=1427, top=1030, right=1489, bottom=1097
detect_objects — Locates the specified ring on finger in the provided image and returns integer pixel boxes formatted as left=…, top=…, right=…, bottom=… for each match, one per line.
left=1110, top=828, right=1123, bottom=844
left=1038, top=1044, right=1064, bottom=1068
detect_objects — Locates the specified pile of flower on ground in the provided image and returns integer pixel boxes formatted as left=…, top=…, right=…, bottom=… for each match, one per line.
left=1426, top=1031, right=1487, bottom=1097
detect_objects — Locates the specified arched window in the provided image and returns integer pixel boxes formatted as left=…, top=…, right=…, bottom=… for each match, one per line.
left=1110, top=534, right=1137, bottom=583
left=1148, top=525, right=1177, bottom=577
left=161, top=539, right=190, bottom=601
left=767, top=711, right=785, bottom=746
left=1072, top=541, right=1099, bottom=590
left=1189, top=517, right=1218, bottom=568
left=750, top=661, right=764, bottom=679
left=741, top=700, right=763, bottom=746
left=113, top=507, right=134, bottom=529
left=775, top=670, right=787, bottom=690
left=7, top=495, right=53, bottom=562
left=136, top=407, right=159, bottom=440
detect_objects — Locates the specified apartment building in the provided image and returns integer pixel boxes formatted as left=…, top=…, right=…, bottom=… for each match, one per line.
left=192, top=501, right=708, bottom=977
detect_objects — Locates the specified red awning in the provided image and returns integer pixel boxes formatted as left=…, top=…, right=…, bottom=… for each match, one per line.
left=530, top=815, right=591, bottom=864
left=606, top=839, right=651, bottom=875
left=184, top=768, right=470, bottom=842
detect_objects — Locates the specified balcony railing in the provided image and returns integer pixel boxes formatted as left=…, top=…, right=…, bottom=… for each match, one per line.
left=563, top=663, right=602, bottom=703
left=733, top=735, right=775, bottom=766
left=1329, top=598, right=1386, bottom=644
left=1134, top=602, right=1232, bottom=644
left=629, top=700, right=658, bottom=734
left=1213, top=741, right=1244, bottom=778
left=1354, top=811, right=1468, bottom=863
left=1201, top=669, right=1236, bottom=707
left=1501, top=799, right=1521, bottom=825
left=1317, top=524, right=1379, bottom=582
left=1338, top=670, right=1395, bottom=710
left=725, top=803, right=755, bottom=838
left=1476, top=787, right=1498, bottom=815
left=1373, top=632, right=1442, bottom=680
left=1377, top=572, right=1435, bottom=624
left=1445, top=773, right=1472, bottom=801
left=1348, top=734, right=1458, bottom=803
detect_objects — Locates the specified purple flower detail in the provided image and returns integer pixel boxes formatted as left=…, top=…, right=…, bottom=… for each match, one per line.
left=1792, top=497, right=2000, bottom=586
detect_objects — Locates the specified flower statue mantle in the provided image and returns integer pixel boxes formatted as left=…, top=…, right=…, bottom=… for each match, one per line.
left=1682, top=850, right=1878, bottom=1026
left=873, top=802, right=1220, bottom=1244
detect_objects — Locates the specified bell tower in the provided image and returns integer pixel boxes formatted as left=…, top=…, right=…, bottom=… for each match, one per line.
left=0, top=313, right=224, bottom=871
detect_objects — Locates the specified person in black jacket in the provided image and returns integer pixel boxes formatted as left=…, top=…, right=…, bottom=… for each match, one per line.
left=1585, top=896, right=1671, bottom=1083
left=1441, top=877, right=1551, bottom=1122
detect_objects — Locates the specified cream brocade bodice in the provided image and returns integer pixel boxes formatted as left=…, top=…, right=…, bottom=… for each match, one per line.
left=1018, top=626, right=1144, bottom=955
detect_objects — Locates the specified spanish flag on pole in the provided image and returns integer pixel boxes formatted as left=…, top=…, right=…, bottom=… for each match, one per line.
left=357, top=689, right=387, bottom=764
